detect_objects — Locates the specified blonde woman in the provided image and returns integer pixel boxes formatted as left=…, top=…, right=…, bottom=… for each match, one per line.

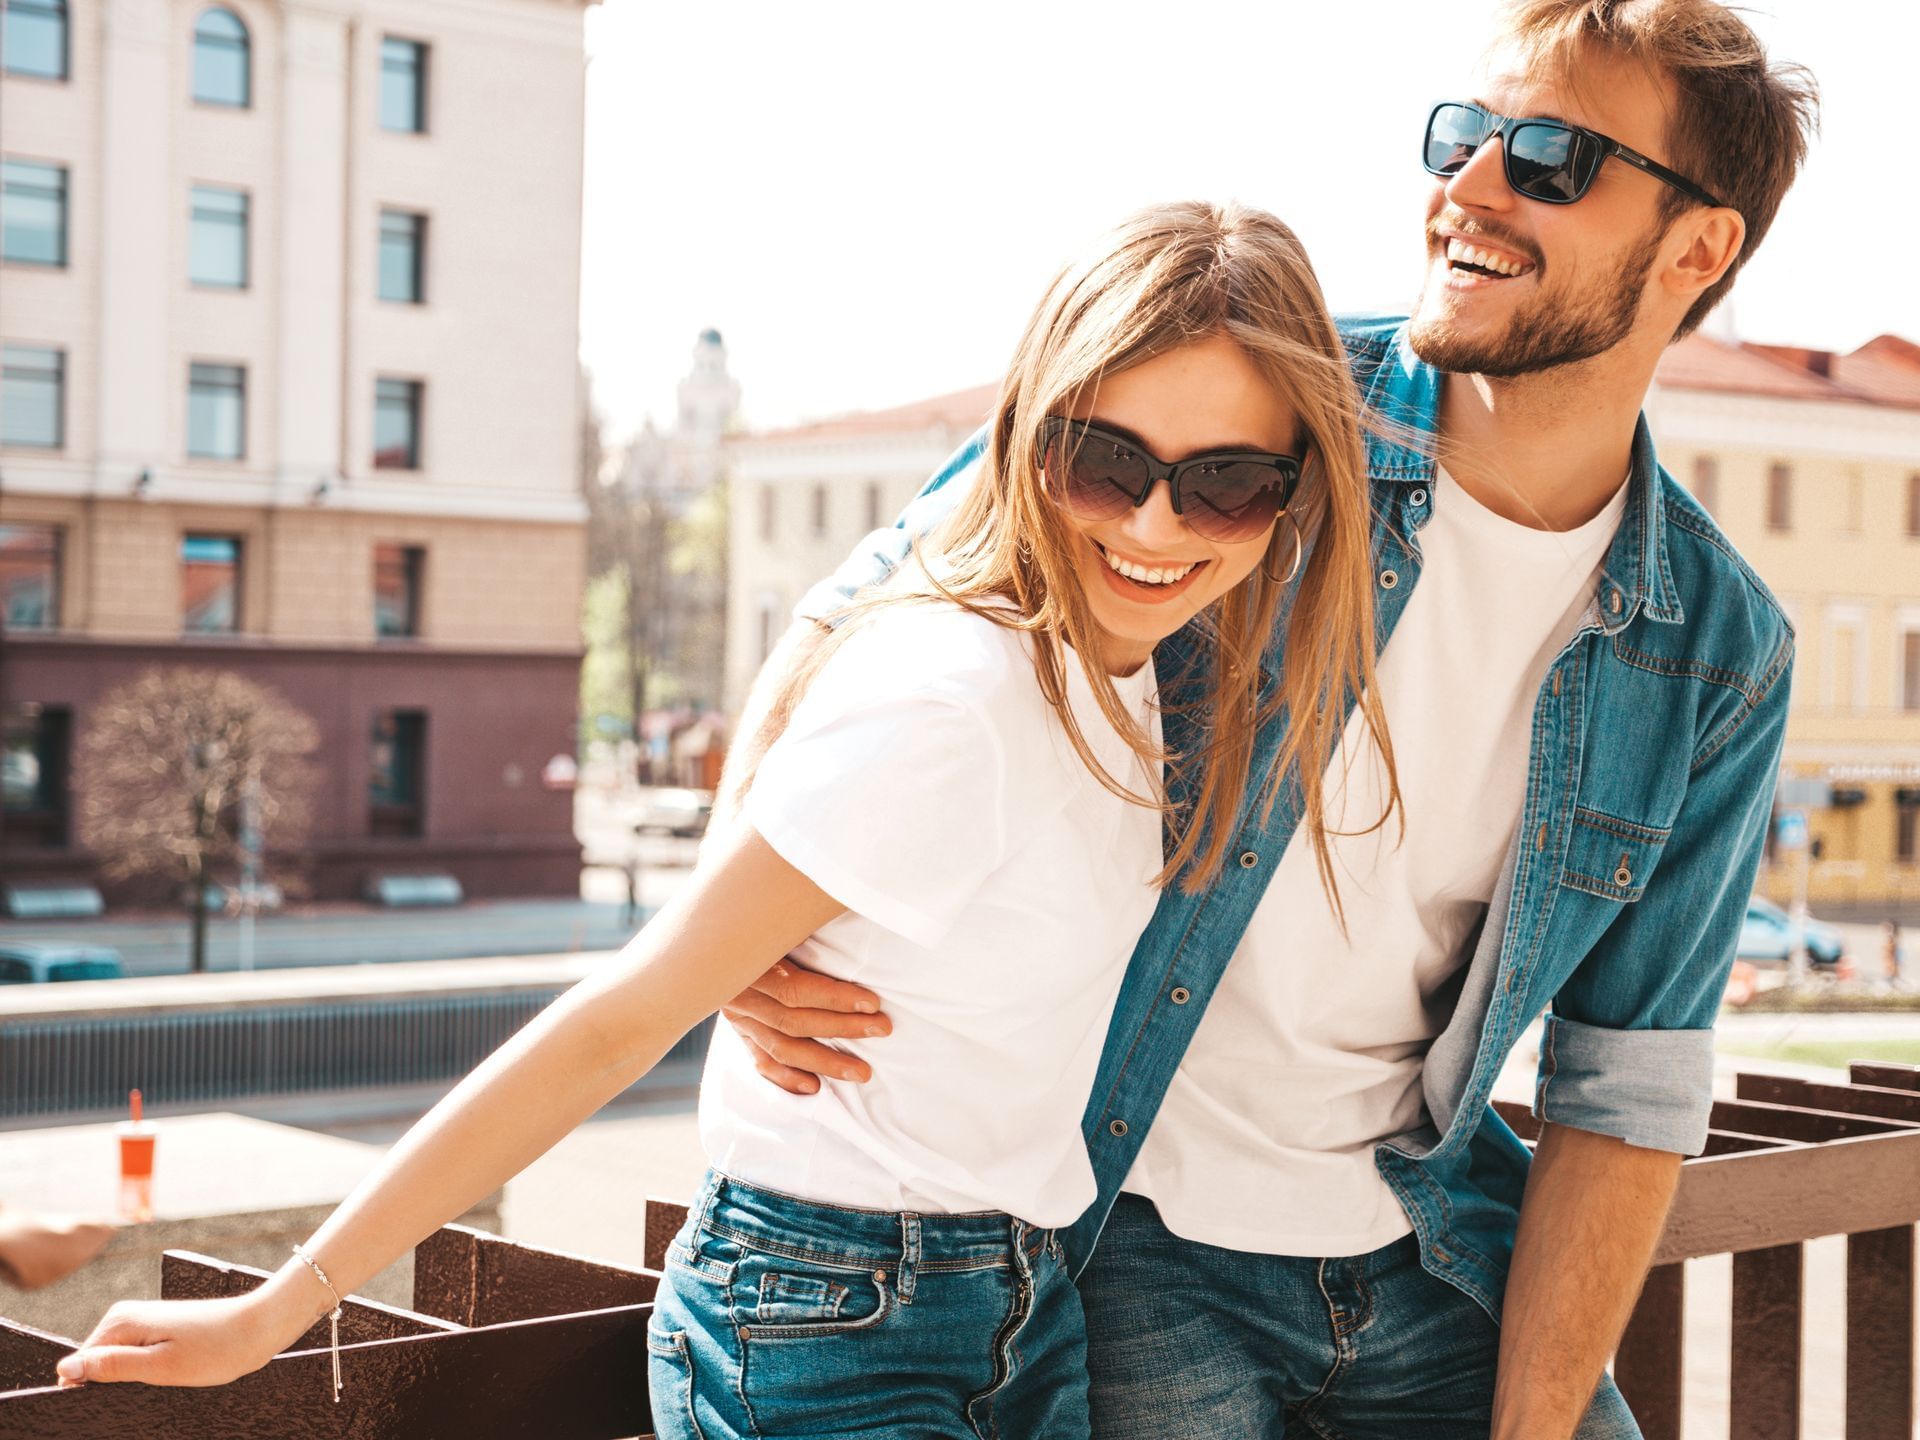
left=52, top=202, right=1393, bottom=1440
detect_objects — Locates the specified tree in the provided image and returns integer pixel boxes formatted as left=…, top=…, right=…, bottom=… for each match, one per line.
left=75, top=668, right=320, bottom=974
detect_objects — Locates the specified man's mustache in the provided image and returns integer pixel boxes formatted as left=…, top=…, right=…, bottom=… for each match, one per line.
left=1426, top=212, right=1543, bottom=272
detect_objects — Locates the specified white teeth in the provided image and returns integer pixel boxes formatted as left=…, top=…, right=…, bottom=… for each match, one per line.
left=1100, top=545, right=1197, bottom=586
left=1446, top=238, right=1528, bottom=277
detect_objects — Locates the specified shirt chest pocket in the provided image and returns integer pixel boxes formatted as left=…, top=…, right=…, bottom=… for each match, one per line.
left=1559, top=806, right=1672, bottom=903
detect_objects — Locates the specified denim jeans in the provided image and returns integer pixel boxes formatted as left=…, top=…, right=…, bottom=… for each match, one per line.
left=1077, top=1194, right=1644, bottom=1439
left=646, top=1169, right=1093, bottom=1439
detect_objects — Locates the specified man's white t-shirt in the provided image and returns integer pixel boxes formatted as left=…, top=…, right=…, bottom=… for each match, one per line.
left=1124, top=466, right=1630, bottom=1256
left=702, top=599, right=1163, bottom=1229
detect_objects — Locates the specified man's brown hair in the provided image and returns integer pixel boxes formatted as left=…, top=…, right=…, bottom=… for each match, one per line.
left=1496, top=0, right=1820, bottom=338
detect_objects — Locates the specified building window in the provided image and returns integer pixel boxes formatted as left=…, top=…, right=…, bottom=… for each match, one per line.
left=189, top=185, right=248, bottom=289
left=0, top=344, right=63, bottom=448
left=373, top=543, right=423, bottom=637
left=1, top=159, right=67, bottom=266
left=1766, top=462, right=1791, bottom=532
left=758, top=485, right=775, bottom=542
left=755, top=594, right=779, bottom=664
left=191, top=7, right=250, bottom=108
left=0, top=523, right=59, bottom=629
left=1690, top=455, right=1717, bottom=518
left=181, top=532, right=242, bottom=633
left=369, top=709, right=425, bottom=836
left=373, top=378, right=422, bottom=469
left=379, top=37, right=428, bottom=133
left=1907, top=474, right=1920, bottom=539
left=187, top=361, right=246, bottom=459
left=810, top=483, right=827, bottom=537
left=377, top=209, right=426, bottom=303
left=2, top=0, right=68, bottom=80
left=1904, top=628, right=1920, bottom=713
left=1898, top=790, right=1920, bottom=865
left=865, top=481, right=883, bottom=531
left=2, top=702, right=70, bottom=847
left=1826, top=608, right=1867, bottom=715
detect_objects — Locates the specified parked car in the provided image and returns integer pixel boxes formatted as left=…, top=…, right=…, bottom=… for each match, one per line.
left=0, top=942, right=127, bottom=984
left=634, top=788, right=714, bottom=839
left=1737, top=896, right=1845, bottom=967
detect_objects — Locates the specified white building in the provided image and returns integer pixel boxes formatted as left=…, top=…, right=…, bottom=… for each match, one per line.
left=722, top=383, right=994, bottom=714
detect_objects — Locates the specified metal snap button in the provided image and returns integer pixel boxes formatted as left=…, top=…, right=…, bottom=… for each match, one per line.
left=873, top=1268, right=888, bottom=1284
left=1238, top=850, right=1259, bottom=869
left=1170, top=986, right=1191, bottom=1005
left=1379, top=569, right=1399, bottom=590
left=1109, top=1119, right=1129, bottom=1137
left=1409, top=488, right=1427, bottom=506
left=1614, top=864, right=1634, bottom=887
left=1608, top=590, right=1623, bottom=615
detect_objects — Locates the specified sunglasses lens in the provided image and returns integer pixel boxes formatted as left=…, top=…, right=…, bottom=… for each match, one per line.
left=1424, top=104, right=1487, bottom=175
left=1506, top=122, right=1591, bottom=202
left=1047, top=427, right=1144, bottom=521
left=1180, top=462, right=1293, bottom=543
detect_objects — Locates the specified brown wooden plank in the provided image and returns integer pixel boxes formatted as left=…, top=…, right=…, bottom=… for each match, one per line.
left=0, top=1319, right=79, bottom=1395
left=1845, top=1226, right=1916, bottom=1440
left=160, top=1252, right=460, bottom=1349
left=1709, top=1098, right=1918, bottom=1144
left=1614, top=1262, right=1685, bottom=1440
left=1730, top=1243, right=1803, bottom=1439
left=411, top=1224, right=657, bottom=1327
left=1850, top=1063, right=1920, bottom=1092
left=0, top=1301, right=653, bottom=1438
left=1491, top=1097, right=1785, bottom=1156
left=644, top=1197, right=689, bottom=1272
left=1738, top=1073, right=1920, bottom=1124
left=1701, top=1130, right=1799, bottom=1156
left=1655, top=1130, right=1920, bottom=1264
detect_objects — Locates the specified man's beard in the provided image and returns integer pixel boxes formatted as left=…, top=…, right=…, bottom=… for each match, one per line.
left=1408, top=224, right=1668, bottom=378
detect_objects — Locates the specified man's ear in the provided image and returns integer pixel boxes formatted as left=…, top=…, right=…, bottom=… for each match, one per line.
left=1664, top=206, right=1746, bottom=306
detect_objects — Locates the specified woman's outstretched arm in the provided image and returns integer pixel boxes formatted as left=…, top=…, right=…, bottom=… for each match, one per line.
left=55, top=823, right=844, bottom=1389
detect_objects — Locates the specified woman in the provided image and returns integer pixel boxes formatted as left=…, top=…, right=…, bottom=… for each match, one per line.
left=53, top=201, right=1395, bottom=1439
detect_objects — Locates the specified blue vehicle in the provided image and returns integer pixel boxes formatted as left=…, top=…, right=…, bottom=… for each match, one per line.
left=0, top=942, right=127, bottom=984
left=1737, top=896, right=1845, bottom=967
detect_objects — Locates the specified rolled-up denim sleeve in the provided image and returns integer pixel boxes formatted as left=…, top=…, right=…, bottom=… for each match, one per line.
left=794, top=426, right=991, bottom=623
left=1534, top=629, right=1794, bottom=1155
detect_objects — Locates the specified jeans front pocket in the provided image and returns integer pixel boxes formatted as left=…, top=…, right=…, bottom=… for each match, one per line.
left=736, top=1248, right=894, bottom=1340
left=646, top=1318, right=706, bottom=1440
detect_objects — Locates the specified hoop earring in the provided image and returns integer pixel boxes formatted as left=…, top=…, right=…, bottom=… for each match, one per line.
left=1261, top=511, right=1304, bottom=585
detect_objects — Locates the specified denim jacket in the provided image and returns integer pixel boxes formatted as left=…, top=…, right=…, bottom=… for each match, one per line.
left=796, top=315, right=1795, bottom=1319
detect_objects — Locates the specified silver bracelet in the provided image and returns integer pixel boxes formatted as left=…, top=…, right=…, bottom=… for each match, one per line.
left=290, top=1241, right=345, bottom=1402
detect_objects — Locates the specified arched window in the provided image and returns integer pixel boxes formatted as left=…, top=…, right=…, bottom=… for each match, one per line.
left=192, top=7, right=250, bottom=108
left=2, top=0, right=70, bottom=80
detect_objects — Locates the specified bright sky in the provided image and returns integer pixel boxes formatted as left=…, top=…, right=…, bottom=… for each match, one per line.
left=579, top=0, right=1919, bottom=441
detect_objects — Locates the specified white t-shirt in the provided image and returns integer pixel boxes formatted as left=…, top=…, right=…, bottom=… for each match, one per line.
left=701, top=599, right=1163, bottom=1228
left=1124, top=466, right=1629, bottom=1256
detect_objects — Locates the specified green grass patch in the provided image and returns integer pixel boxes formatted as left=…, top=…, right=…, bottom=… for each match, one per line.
left=1718, top=1036, right=1920, bottom=1070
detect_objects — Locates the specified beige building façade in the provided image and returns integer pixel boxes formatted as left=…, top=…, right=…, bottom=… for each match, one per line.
left=0, top=0, right=594, bottom=905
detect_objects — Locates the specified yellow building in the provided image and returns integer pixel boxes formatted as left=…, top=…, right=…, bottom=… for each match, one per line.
left=1647, top=333, right=1920, bottom=917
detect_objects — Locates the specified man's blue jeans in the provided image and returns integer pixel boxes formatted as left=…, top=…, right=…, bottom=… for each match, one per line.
left=1079, top=1194, right=1644, bottom=1439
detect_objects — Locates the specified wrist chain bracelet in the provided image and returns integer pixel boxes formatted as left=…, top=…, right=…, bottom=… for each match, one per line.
left=290, top=1242, right=345, bottom=1402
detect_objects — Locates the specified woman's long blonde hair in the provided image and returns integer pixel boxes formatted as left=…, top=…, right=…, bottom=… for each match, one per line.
left=751, top=200, right=1397, bottom=910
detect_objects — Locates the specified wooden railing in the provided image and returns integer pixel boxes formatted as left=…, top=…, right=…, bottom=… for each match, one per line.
left=3, top=1061, right=1915, bottom=1437
left=1500, top=1060, right=1920, bottom=1440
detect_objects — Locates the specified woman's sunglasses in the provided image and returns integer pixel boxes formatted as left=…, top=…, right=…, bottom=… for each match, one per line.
left=1038, top=416, right=1301, bottom=545
left=1422, top=100, right=1727, bottom=210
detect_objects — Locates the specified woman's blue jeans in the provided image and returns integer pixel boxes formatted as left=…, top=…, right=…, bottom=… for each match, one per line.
left=646, top=1169, right=1092, bottom=1440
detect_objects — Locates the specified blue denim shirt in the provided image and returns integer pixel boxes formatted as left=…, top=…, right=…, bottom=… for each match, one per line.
left=796, top=315, right=1795, bottom=1319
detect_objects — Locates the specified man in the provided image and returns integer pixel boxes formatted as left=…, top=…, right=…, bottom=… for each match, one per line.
left=718, top=2, right=1817, bottom=1434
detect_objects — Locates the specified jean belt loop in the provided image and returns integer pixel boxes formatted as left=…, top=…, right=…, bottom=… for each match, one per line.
left=685, top=1169, right=725, bottom=1254
left=896, top=1213, right=921, bottom=1306
left=1010, top=1217, right=1034, bottom=1281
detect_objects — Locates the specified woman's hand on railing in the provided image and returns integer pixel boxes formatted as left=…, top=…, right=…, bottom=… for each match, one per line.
left=53, top=1282, right=315, bottom=1388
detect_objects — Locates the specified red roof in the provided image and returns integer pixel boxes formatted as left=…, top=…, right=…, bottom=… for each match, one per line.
left=1657, top=332, right=1920, bottom=410
left=740, top=383, right=1000, bottom=444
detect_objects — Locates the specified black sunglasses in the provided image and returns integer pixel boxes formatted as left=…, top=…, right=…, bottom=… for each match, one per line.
left=1038, top=416, right=1301, bottom=545
left=1423, top=100, right=1728, bottom=210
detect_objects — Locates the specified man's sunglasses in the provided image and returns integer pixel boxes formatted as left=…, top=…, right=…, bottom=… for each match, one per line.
left=1422, top=100, right=1728, bottom=210
left=1038, top=416, right=1301, bottom=545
